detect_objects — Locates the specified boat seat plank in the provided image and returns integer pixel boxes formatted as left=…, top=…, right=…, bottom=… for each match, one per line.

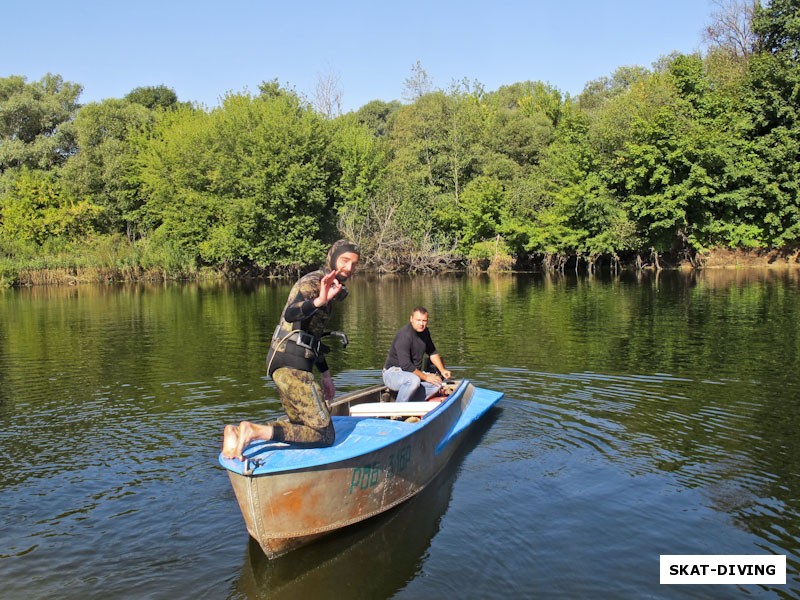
left=349, top=401, right=438, bottom=418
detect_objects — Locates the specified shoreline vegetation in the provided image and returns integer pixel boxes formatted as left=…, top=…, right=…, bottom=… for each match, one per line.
left=4, top=247, right=799, bottom=288
left=3, top=4, right=799, bottom=290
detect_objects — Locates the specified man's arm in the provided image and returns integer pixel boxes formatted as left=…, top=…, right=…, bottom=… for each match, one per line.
left=283, top=271, right=344, bottom=323
left=414, top=367, right=442, bottom=385
left=428, top=353, right=451, bottom=381
left=283, top=274, right=321, bottom=323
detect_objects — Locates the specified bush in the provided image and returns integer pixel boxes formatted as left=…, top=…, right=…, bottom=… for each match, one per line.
left=467, top=238, right=514, bottom=272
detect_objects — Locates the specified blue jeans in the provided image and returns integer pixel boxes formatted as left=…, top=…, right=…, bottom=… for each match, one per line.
left=382, top=367, right=440, bottom=403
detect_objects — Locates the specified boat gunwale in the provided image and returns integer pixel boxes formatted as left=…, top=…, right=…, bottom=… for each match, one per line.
left=219, top=379, right=473, bottom=477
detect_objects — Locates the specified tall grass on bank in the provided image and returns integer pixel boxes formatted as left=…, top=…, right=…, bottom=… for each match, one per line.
left=0, top=234, right=216, bottom=287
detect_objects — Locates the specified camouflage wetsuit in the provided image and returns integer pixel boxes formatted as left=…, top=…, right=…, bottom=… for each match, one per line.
left=265, top=241, right=356, bottom=447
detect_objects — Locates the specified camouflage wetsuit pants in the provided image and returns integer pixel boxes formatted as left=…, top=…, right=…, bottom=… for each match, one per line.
left=270, top=367, right=335, bottom=447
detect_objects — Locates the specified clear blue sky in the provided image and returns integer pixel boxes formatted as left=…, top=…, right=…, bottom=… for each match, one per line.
left=2, top=0, right=715, bottom=112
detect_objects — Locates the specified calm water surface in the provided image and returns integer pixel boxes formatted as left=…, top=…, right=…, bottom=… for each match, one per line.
left=1, top=270, right=798, bottom=599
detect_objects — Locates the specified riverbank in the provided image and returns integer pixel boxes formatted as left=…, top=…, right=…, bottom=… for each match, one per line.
left=3, top=247, right=799, bottom=287
left=689, top=247, right=800, bottom=269
left=3, top=265, right=228, bottom=287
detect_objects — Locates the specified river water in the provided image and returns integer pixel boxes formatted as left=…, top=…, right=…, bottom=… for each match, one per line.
left=1, top=270, right=798, bottom=599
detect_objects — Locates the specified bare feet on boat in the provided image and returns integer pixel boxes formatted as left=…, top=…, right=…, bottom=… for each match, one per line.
left=222, top=421, right=275, bottom=461
left=221, top=424, right=241, bottom=459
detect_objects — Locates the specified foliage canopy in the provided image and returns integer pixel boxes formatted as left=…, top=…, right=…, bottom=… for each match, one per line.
left=2, top=2, right=800, bottom=282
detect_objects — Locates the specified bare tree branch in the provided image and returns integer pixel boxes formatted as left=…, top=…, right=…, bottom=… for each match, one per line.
left=314, top=65, right=343, bottom=118
left=703, top=0, right=759, bottom=58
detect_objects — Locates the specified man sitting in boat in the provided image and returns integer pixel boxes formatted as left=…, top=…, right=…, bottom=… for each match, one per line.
left=382, top=307, right=452, bottom=403
left=221, top=240, right=360, bottom=459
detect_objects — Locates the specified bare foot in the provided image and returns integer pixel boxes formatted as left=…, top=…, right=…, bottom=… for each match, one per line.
left=221, top=424, right=240, bottom=459
left=232, top=421, right=256, bottom=461
left=222, top=421, right=275, bottom=461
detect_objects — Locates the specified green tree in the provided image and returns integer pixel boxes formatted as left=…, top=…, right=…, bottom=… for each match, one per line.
left=328, top=113, right=389, bottom=244
left=60, top=99, right=156, bottom=238
left=746, top=0, right=800, bottom=246
left=386, top=84, right=489, bottom=246
left=753, top=0, right=800, bottom=56
left=124, top=85, right=180, bottom=110
left=578, top=66, right=651, bottom=111
left=0, top=167, right=100, bottom=251
left=602, top=54, right=769, bottom=257
left=483, top=84, right=557, bottom=175
left=519, top=107, right=636, bottom=269
left=0, top=74, right=82, bottom=172
left=384, top=92, right=449, bottom=242
left=135, top=88, right=335, bottom=269
left=458, top=175, right=508, bottom=252
left=353, top=99, right=401, bottom=137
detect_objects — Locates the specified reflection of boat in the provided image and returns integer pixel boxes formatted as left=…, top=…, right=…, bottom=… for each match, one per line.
left=233, top=413, right=497, bottom=600
left=219, top=379, right=503, bottom=559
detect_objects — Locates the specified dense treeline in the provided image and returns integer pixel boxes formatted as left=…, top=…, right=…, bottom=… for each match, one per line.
left=1, top=0, right=798, bottom=285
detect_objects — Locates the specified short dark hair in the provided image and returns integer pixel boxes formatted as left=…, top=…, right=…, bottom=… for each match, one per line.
left=411, top=306, right=428, bottom=316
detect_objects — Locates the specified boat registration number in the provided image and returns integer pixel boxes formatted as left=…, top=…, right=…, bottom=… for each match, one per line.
left=349, top=444, right=412, bottom=493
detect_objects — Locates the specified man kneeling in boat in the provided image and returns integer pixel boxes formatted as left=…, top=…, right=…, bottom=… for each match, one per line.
left=222, top=240, right=360, bottom=460
left=382, top=307, right=452, bottom=402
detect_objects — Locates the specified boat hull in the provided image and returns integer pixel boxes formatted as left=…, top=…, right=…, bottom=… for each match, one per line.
left=221, top=380, right=502, bottom=558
